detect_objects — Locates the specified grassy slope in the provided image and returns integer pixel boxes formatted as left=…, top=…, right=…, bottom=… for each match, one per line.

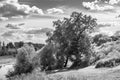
left=10, top=65, right=120, bottom=80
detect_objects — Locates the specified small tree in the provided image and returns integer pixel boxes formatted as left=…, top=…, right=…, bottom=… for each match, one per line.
left=6, top=43, right=35, bottom=77
left=46, top=12, right=97, bottom=69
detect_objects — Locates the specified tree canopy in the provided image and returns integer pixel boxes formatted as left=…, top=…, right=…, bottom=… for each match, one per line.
left=41, top=12, right=97, bottom=70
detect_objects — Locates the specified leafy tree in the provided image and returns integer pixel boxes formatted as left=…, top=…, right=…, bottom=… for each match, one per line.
left=6, top=42, right=15, bottom=49
left=46, top=12, right=97, bottom=69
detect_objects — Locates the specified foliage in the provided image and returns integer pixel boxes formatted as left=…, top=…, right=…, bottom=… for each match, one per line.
left=6, top=43, right=35, bottom=77
left=43, top=12, right=97, bottom=70
left=95, top=40, right=120, bottom=68
left=32, top=43, right=57, bottom=71
left=95, top=57, right=120, bottom=68
left=93, top=33, right=112, bottom=46
left=0, top=41, right=44, bottom=56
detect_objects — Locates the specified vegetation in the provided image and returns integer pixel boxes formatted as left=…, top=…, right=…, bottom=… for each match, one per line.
left=39, top=12, right=97, bottom=70
left=5, top=12, right=120, bottom=80
left=6, top=66, right=120, bottom=80
left=0, top=41, right=44, bottom=56
left=6, top=43, right=36, bottom=77
left=95, top=40, right=120, bottom=68
left=92, top=33, right=112, bottom=46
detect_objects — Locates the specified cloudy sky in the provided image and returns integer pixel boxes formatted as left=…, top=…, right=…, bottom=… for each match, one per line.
left=0, top=0, right=120, bottom=43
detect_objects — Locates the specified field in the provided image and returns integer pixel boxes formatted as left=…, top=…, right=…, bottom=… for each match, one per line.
left=0, top=56, right=15, bottom=66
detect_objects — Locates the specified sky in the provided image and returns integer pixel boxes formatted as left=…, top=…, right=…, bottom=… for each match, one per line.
left=0, top=0, right=120, bottom=43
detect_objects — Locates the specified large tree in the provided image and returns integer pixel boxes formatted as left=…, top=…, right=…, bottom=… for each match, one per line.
left=46, top=12, right=97, bottom=69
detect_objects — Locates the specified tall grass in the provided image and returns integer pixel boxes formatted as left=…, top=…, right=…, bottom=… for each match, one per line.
left=7, top=68, right=88, bottom=80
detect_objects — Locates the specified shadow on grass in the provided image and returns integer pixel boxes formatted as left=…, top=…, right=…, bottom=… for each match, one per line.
left=45, top=67, right=84, bottom=75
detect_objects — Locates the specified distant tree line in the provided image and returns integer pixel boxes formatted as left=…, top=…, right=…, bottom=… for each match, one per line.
left=0, top=41, right=44, bottom=56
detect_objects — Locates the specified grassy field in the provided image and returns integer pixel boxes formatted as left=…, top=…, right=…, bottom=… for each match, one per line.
left=0, top=56, right=16, bottom=66
left=8, top=65, right=120, bottom=80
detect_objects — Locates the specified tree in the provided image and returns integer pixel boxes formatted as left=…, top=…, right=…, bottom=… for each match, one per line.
left=6, top=42, right=15, bottom=49
left=14, top=41, right=24, bottom=49
left=46, top=12, right=97, bottom=69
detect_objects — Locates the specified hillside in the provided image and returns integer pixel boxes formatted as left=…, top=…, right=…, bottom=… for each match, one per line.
left=9, top=65, right=120, bottom=80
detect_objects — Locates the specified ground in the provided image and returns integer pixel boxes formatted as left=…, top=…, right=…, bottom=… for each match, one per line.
left=1, top=56, right=120, bottom=80
left=46, top=66, right=120, bottom=80
left=9, top=65, right=120, bottom=80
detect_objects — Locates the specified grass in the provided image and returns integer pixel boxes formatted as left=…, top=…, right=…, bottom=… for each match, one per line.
left=0, top=56, right=16, bottom=66
left=7, top=65, right=120, bottom=80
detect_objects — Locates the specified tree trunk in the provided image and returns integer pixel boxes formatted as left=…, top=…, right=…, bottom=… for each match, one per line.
left=64, top=56, right=69, bottom=67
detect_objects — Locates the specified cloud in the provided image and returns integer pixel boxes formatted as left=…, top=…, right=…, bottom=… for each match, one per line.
left=1, top=31, right=14, bottom=37
left=31, top=6, right=44, bottom=15
left=0, top=0, right=44, bottom=19
left=1, top=0, right=18, bottom=3
left=108, top=0, right=120, bottom=5
left=25, top=28, right=53, bottom=34
left=82, top=0, right=115, bottom=11
left=97, top=23, right=111, bottom=28
left=47, top=8, right=64, bottom=14
left=0, top=17, right=8, bottom=21
left=1, top=29, right=48, bottom=43
left=5, top=23, right=25, bottom=29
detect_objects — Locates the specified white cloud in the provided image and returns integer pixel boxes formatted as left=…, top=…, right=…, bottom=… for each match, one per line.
left=1, top=29, right=47, bottom=43
left=47, top=8, right=64, bottom=14
left=4, top=0, right=18, bottom=3
left=0, top=0, right=44, bottom=19
left=109, top=0, right=120, bottom=5
left=97, top=23, right=111, bottom=28
left=82, top=0, right=114, bottom=11
left=0, top=17, right=8, bottom=21
left=31, top=6, right=44, bottom=15
left=5, top=23, right=22, bottom=29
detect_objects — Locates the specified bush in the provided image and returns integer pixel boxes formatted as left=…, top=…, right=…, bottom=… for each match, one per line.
left=93, top=33, right=112, bottom=46
left=95, top=50, right=120, bottom=68
left=95, top=57, right=120, bottom=68
left=6, top=44, right=35, bottom=77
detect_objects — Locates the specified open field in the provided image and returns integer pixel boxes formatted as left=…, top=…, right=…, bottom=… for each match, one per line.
left=0, top=56, right=16, bottom=66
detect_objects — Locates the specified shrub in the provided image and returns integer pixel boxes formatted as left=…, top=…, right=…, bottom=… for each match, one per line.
left=95, top=57, right=120, bottom=68
left=6, top=43, right=35, bottom=77
left=95, top=50, right=120, bottom=68
left=93, top=33, right=112, bottom=46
